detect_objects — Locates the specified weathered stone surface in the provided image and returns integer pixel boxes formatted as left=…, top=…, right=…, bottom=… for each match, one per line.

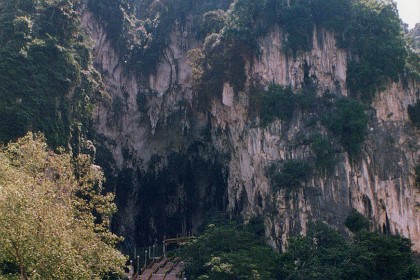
left=81, top=7, right=420, bottom=251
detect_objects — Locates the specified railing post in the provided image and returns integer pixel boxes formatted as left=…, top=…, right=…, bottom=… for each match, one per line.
left=163, top=240, right=166, bottom=258
left=129, top=260, right=133, bottom=279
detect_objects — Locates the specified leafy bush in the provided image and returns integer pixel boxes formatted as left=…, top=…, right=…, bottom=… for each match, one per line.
left=257, top=84, right=296, bottom=125
left=354, top=231, right=419, bottom=280
left=181, top=219, right=419, bottom=280
left=295, top=89, right=317, bottom=111
left=225, top=0, right=267, bottom=45
left=281, top=3, right=314, bottom=55
left=251, top=83, right=317, bottom=126
left=345, top=209, right=370, bottom=233
left=180, top=219, right=281, bottom=279
left=346, top=60, right=379, bottom=103
left=195, top=10, right=227, bottom=40
left=280, top=222, right=419, bottom=280
left=310, top=0, right=350, bottom=33
left=408, top=101, right=420, bottom=127
left=344, top=1, right=407, bottom=102
left=188, top=37, right=226, bottom=106
left=311, top=134, right=336, bottom=173
left=268, top=160, right=312, bottom=191
left=323, top=98, right=368, bottom=159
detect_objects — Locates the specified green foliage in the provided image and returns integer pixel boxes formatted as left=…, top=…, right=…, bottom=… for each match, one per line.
left=196, top=10, right=227, bottom=40
left=180, top=219, right=281, bottom=279
left=346, top=60, right=378, bottom=102
left=250, top=83, right=318, bottom=126
left=0, top=0, right=101, bottom=149
left=311, top=134, right=336, bottom=173
left=258, top=84, right=296, bottom=125
left=88, top=0, right=411, bottom=105
left=405, top=49, right=420, bottom=81
left=322, top=98, right=368, bottom=159
left=0, top=133, right=126, bottom=279
left=415, top=165, right=420, bottom=188
left=295, top=89, right=317, bottom=111
left=281, top=3, right=314, bottom=55
left=88, top=0, right=232, bottom=75
left=354, top=231, right=419, bottom=280
left=188, top=33, right=248, bottom=106
left=344, top=0, right=407, bottom=101
left=408, top=101, right=420, bottom=127
left=182, top=219, right=419, bottom=280
left=222, top=0, right=265, bottom=52
left=280, top=222, right=372, bottom=280
left=345, top=209, right=370, bottom=233
left=310, top=0, right=350, bottom=32
left=280, top=222, right=419, bottom=280
left=37, top=1, right=79, bottom=46
left=255, top=90, right=367, bottom=162
left=268, top=160, right=312, bottom=191
left=87, top=0, right=129, bottom=42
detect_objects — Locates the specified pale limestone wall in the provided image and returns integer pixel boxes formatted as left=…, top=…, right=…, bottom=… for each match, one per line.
left=81, top=7, right=420, bottom=250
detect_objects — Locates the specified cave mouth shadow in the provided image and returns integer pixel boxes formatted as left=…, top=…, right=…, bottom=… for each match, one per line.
left=114, top=143, right=229, bottom=250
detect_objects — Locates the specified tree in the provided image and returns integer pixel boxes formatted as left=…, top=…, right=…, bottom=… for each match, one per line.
left=0, top=0, right=101, bottom=149
left=0, top=133, right=126, bottom=280
left=280, top=221, right=419, bottom=280
left=345, top=209, right=370, bottom=233
left=180, top=218, right=280, bottom=279
left=354, top=231, right=419, bottom=280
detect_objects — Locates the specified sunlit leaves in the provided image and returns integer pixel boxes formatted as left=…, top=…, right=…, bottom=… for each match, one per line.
left=0, top=133, right=126, bottom=279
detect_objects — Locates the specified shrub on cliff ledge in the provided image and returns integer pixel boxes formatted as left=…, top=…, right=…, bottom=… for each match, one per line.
left=258, top=84, right=296, bottom=126
left=281, top=3, right=313, bottom=55
left=323, top=98, right=368, bottom=159
left=344, top=0, right=407, bottom=102
left=268, top=160, right=312, bottom=191
left=311, top=134, right=337, bottom=173
left=345, top=209, right=370, bottom=233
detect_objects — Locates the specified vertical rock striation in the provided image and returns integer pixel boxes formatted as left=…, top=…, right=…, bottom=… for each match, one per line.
left=81, top=7, right=420, bottom=251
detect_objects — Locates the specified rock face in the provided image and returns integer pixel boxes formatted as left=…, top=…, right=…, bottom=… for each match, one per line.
left=81, top=9, right=420, bottom=250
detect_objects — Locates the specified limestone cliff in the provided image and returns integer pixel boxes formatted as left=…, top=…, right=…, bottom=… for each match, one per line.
left=80, top=3, right=420, bottom=251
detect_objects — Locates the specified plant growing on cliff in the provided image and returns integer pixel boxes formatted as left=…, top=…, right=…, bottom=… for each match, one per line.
left=322, top=98, right=368, bottom=159
left=344, top=0, right=407, bottom=102
left=345, top=209, right=370, bottom=233
left=408, top=101, right=420, bottom=128
left=268, top=160, right=312, bottom=191
left=259, top=84, right=296, bottom=125
left=0, top=133, right=126, bottom=279
left=281, top=3, right=313, bottom=55
left=311, top=134, right=337, bottom=173
left=0, top=0, right=102, bottom=149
